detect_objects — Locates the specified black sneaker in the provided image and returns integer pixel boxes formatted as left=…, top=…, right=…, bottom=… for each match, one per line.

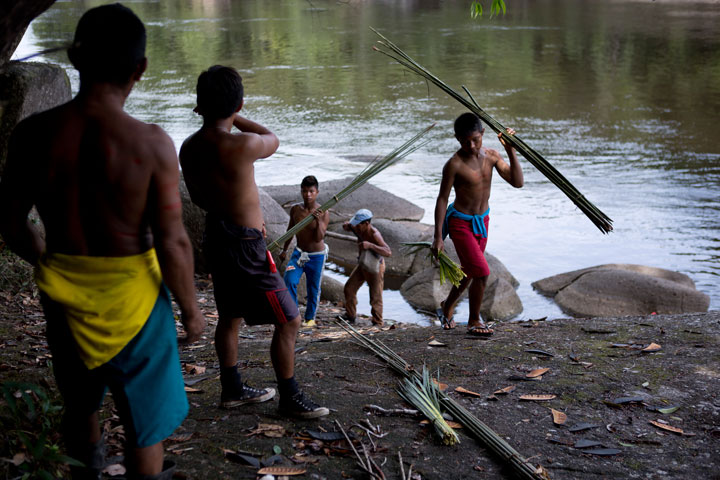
left=220, top=382, right=276, bottom=408
left=279, top=390, right=329, bottom=419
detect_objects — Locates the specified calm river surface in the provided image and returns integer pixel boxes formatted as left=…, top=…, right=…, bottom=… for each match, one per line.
left=16, top=0, right=720, bottom=324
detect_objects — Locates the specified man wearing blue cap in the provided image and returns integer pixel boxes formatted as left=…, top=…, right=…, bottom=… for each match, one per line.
left=340, top=209, right=392, bottom=325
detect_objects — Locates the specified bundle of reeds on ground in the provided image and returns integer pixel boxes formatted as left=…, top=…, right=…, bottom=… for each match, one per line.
left=336, top=318, right=549, bottom=480
left=401, top=241, right=466, bottom=287
left=267, top=124, right=435, bottom=253
left=397, top=366, right=460, bottom=445
left=371, top=28, right=613, bottom=235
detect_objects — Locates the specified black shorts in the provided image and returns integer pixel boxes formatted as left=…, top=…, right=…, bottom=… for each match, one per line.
left=204, top=214, right=299, bottom=325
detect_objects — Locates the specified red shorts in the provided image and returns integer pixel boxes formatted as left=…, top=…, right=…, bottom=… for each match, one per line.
left=448, top=215, right=490, bottom=278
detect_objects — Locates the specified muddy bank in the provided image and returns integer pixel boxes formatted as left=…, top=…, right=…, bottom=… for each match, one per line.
left=1, top=281, right=719, bottom=479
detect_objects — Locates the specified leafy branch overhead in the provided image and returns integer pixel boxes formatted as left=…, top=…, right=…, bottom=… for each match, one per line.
left=471, top=0, right=506, bottom=18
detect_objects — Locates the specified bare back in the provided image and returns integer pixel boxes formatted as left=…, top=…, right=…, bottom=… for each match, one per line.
left=180, top=128, right=267, bottom=230
left=3, top=97, right=180, bottom=257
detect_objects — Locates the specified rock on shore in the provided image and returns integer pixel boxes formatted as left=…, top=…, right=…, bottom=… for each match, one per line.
left=533, top=263, right=710, bottom=317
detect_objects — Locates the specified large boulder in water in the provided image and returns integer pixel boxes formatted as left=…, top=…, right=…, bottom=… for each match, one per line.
left=0, top=62, right=71, bottom=174
left=263, top=178, right=425, bottom=224
left=532, top=264, right=710, bottom=317
left=400, top=255, right=523, bottom=321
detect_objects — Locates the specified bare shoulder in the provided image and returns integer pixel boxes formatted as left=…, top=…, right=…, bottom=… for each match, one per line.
left=484, top=147, right=503, bottom=164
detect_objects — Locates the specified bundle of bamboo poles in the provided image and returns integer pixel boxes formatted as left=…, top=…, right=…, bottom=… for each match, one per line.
left=371, top=28, right=613, bottom=235
left=266, top=124, right=435, bottom=253
left=336, top=318, right=549, bottom=480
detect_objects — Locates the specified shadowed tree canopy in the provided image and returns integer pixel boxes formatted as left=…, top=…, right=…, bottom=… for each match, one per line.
left=0, top=0, right=57, bottom=65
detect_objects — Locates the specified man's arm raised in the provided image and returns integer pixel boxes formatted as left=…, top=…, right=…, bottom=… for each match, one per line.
left=494, top=128, right=524, bottom=188
left=149, top=129, right=205, bottom=343
left=431, top=160, right=456, bottom=255
left=232, top=114, right=279, bottom=160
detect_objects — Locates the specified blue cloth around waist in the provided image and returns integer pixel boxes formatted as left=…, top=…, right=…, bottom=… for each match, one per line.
left=442, top=203, right=490, bottom=240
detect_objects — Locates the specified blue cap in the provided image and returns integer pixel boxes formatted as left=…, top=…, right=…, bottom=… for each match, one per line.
left=349, top=208, right=373, bottom=226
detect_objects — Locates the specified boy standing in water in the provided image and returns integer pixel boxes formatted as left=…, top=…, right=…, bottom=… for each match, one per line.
left=340, top=209, right=392, bottom=326
left=279, top=175, right=330, bottom=327
left=432, top=113, right=522, bottom=335
left=180, top=66, right=328, bottom=418
left=0, top=5, right=205, bottom=478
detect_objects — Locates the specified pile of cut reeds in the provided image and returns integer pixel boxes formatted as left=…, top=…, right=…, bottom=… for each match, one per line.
left=371, top=28, right=613, bottom=235
left=336, top=318, right=549, bottom=480
left=267, top=125, right=435, bottom=253
left=397, top=366, right=459, bottom=445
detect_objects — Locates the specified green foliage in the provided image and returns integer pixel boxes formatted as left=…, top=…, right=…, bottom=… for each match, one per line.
left=470, top=0, right=507, bottom=19
left=0, top=382, right=81, bottom=479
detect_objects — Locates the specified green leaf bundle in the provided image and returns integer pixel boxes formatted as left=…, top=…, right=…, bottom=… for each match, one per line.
left=267, top=124, right=435, bottom=252
left=371, top=28, right=613, bottom=234
left=336, top=318, right=547, bottom=480
left=402, top=241, right=466, bottom=287
left=397, top=366, right=459, bottom=445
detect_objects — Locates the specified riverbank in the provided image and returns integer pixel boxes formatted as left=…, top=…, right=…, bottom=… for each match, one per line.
left=1, top=278, right=719, bottom=479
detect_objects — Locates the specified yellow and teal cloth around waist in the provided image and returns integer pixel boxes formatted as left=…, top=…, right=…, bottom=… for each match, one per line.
left=35, top=248, right=163, bottom=370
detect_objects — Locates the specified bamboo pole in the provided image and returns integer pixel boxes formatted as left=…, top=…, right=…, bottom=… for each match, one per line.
left=336, top=318, right=548, bottom=480
left=371, top=27, right=613, bottom=235
left=266, top=124, right=435, bottom=252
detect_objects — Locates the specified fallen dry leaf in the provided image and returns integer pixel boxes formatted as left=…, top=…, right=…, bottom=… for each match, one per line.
left=184, top=386, right=203, bottom=393
left=11, top=453, right=25, bottom=466
left=649, top=420, right=684, bottom=434
left=527, top=368, right=550, bottom=378
left=420, top=419, right=462, bottom=429
left=431, top=378, right=448, bottom=391
left=642, top=342, right=662, bottom=353
left=519, top=394, right=556, bottom=401
left=247, top=423, right=286, bottom=438
left=428, top=339, right=446, bottom=347
left=184, top=364, right=206, bottom=375
left=551, top=408, right=567, bottom=425
left=493, top=385, right=516, bottom=395
left=455, top=386, right=483, bottom=397
left=257, top=466, right=307, bottom=475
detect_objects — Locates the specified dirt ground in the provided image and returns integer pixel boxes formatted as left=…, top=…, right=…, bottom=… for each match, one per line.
left=1, top=279, right=719, bottom=480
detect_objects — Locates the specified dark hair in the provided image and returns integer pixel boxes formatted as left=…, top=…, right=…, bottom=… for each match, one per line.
left=454, top=112, right=484, bottom=138
left=301, top=175, right=319, bottom=190
left=68, top=3, right=146, bottom=85
left=196, top=65, right=244, bottom=120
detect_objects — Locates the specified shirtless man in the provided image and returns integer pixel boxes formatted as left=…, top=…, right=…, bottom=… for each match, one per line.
left=180, top=66, right=328, bottom=419
left=340, top=209, right=392, bottom=326
left=279, top=176, right=330, bottom=327
left=0, top=5, right=205, bottom=479
left=431, top=113, right=523, bottom=335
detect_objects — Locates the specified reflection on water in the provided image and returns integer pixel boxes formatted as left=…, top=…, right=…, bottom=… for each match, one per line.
left=15, top=0, right=720, bottom=322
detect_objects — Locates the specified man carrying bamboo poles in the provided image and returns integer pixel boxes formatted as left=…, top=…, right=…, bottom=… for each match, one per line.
left=431, top=113, right=523, bottom=335
left=339, top=209, right=392, bottom=326
left=279, top=176, right=330, bottom=327
left=180, top=66, right=329, bottom=419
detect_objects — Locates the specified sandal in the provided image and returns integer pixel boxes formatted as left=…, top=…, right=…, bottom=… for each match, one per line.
left=436, top=306, right=455, bottom=330
left=467, top=325, right=494, bottom=337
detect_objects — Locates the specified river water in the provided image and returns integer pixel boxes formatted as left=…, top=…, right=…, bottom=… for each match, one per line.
left=15, top=0, right=720, bottom=324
